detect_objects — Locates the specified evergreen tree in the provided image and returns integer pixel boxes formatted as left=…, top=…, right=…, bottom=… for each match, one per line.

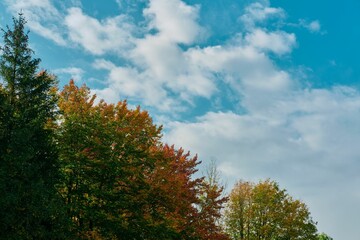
left=0, top=14, right=69, bottom=239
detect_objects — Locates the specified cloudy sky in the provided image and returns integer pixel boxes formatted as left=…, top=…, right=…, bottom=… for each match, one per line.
left=1, top=0, right=360, bottom=238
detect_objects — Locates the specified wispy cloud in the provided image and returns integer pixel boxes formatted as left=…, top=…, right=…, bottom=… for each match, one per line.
left=65, top=8, right=135, bottom=55
left=4, top=0, right=66, bottom=45
left=53, top=67, right=84, bottom=82
left=245, top=29, right=296, bottom=55
left=240, top=1, right=285, bottom=29
left=288, top=19, right=325, bottom=34
left=307, top=20, right=321, bottom=33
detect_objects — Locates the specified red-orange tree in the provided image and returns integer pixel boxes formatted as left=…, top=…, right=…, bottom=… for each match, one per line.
left=145, top=145, right=229, bottom=240
left=197, top=163, right=229, bottom=240
left=57, top=80, right=228, bottom=239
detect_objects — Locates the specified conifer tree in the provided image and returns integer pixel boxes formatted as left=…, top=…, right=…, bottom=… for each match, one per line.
left=0, top=14, right=69, bottom=239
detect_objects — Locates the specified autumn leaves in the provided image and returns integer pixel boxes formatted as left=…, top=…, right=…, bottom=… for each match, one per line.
left=224, top=180, right=318, bottom=239
left=56, top=80, right=228, bottom=238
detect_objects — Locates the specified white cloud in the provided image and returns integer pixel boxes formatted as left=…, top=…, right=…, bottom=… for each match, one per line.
left=53, top=67, right=84, bottom=82
left=4, top=0, right=136, bottom=51
left=95, top=28, right=294, bottom=111
left=93, top=59, right=116, bottom=70
left=65, top=7, right=134, bottom=55
left=245, top=29, right=296, bottom=55
left=93, top=0, right=296, bottom=111
left=240, top=1, right=285, bottom=29
left=132, top=35, right=186, bottom=81
left=144, top=0, right=204, bottom=44
left=93, top=61, right=177, bottom=111
left=4, top=0, right=66, bottom=45
left=186, top=43, right=293, bottom=114
left=131, top=35, right=216, bottom=97
left=293, top=19, right=323, bottom=34
left=308, top=20, right=321, bottom=32
left=91, top=0, right=215, bottom=110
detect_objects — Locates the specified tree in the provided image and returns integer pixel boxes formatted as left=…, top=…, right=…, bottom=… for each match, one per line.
left=195, top=160, right=229, bottom=239
left=224, top=181, right=253, bottom=240
left=57, top=80, right=229, bottom=239
left=317, top=233, right=333, bottom=240
left=147, top=144, right=212, bottom=239
left=224, top=179, right=318, bottom=240
left=57, top=80, right=165, bottom=239
left=143, top=147, right=231, bottom=240
left=0, top=14, right=69, bottom=239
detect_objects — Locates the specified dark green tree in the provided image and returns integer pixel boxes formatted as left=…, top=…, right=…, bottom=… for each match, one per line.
left=0, top=14, right=70, bottom=239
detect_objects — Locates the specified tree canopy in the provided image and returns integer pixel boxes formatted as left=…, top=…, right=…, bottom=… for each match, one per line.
left=224, top=179, right=318, bottom=240
left=56, top=80, right=229, bottom=239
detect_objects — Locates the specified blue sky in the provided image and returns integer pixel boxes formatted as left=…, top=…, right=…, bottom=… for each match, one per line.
left=1, top=0, right=359, bottom=238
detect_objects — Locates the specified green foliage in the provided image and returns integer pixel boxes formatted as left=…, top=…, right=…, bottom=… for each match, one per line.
left=224, top=179, right=318, bottom=240
left=0, top=14, right=71, bottom=239
left=317, top=233, right=334, bottom=240
left=57, top=80, right=162, bottom=238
